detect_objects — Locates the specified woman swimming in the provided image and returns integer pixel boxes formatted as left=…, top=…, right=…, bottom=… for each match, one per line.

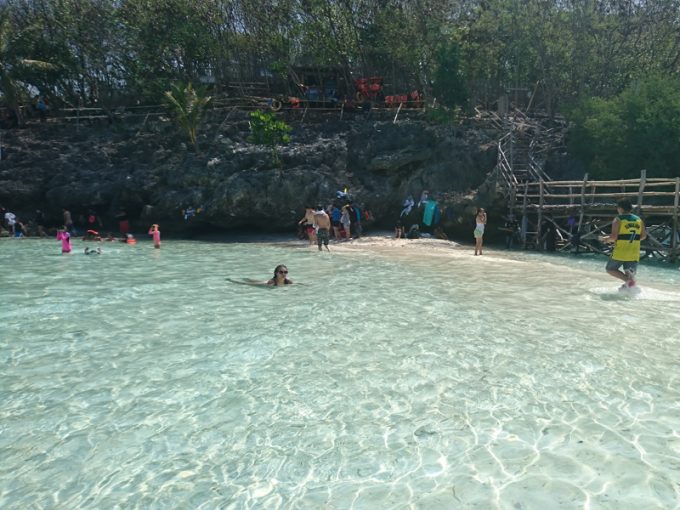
left=266, top=265, right=293, bottom=286
left=227, top=265, right=294, bottom=287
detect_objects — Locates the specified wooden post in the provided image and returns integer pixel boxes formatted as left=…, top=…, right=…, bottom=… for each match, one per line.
left=521, top=181, right=529, bottom=249
left=636, top=169, right=646, bottom=214
left=673, top=177, right=680, bottom=257
left=590, top=181, right=596, bottom=205
left=537, top=179, right=544, bottom=250
left=569, top=185, right=573, bottom=206
left=136, top=113, right=150, bottom=136
left=577, top=173, right=588, bottom=233
left=393, top=103, right=403, bottom=124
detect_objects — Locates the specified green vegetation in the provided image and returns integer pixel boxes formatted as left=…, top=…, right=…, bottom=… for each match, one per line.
left=248, top=110, right=291, bottom=146
left=568, top=76, right=680, bottom=179
left=432, top=42, right=467, bottom=110
left=248, top=110, right=292, bottom=165
left=425, top=106, right=458, bottom=125
left=163, top=82, right=212, bottom=151
left=0, top=7, right=57, bottom=125
left=1, top=1, right=680, bottom=176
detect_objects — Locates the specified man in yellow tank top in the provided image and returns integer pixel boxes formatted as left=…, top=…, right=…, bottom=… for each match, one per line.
left=600, top=199, right=646, bottom=290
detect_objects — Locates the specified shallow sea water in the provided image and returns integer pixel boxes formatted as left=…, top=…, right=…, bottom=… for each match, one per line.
left=1, top=237, right=680, bottom=509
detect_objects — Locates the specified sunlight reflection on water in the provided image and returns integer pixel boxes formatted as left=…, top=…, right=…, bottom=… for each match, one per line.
left=1, top=237, right=679, bottom=509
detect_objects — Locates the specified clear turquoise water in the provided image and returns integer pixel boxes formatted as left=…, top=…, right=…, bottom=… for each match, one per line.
left=1, top=237, right=680, bottom=509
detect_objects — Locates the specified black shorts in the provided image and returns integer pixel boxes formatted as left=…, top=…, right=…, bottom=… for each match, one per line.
left=606, top=259, right=638, bottom=273
left=317, top=228, right=330, bottom=245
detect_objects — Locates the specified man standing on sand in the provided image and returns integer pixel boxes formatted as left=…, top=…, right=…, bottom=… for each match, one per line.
left=600, top=198, right=646, bottom=290
left=313, top=205, right=331, bottom=251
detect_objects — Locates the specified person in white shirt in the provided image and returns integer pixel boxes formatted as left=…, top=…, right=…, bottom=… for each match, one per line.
left=4, top=211, right=16, bottom=236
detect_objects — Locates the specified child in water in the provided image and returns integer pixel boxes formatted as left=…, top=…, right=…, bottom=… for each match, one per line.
left=148, top=224, right=161, bottom=248
left=56, top=227, right=72, bottom=253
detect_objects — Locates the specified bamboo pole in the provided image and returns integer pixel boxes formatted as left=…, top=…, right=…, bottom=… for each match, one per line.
left=522, top=180, right=528, bottom=249
left=673, top=177, right=680, bottom=258
left=577, top=173, right=588, bottom=233
left=518, top=191, right=678, bottom=200
left=393, top=103, right=403, bottom=124
left=526, top=204, right=678, bottom=213
left=517, top=178, right=675, bottom=187
left=636, top=169, right=646, bottom=213
left=643, top=230, right=668, bottom=260
left=569, top=185, right=573, bottom=206
left=509, top=185, right=516, bottom=212
left=590, top=181, right=596, bottom=205
left=537, top=179, right=544, bottom=250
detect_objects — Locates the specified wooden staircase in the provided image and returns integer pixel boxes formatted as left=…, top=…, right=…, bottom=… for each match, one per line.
left=489, top=110, right=559, bottom=201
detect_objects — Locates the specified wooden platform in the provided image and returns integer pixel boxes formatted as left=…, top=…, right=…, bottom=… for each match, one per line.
left=509, top=171, right=680, bottom=261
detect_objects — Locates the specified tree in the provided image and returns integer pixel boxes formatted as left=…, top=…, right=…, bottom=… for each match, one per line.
left=163, top=82, right=212, bottom=151
left=119, top=0, right=220, bottom=101
left=0, top=6, right=57, bottom=126
left=432, top=41, right=467, bottom=108
left=567, top=75, right=680, bottom=179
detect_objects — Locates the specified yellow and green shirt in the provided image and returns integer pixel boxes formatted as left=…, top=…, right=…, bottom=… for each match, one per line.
left=612, top=214, right=643, bottom=262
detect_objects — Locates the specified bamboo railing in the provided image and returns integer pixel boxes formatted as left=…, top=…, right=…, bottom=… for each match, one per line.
left=511, top=170, right=680, bottom=261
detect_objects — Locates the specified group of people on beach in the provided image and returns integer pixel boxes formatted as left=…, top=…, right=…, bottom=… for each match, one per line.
left=4, top=196, right=647, bottom=292
left=298, top=198, right=369, bottom=251
left=267, top=199, right=645, bottom=291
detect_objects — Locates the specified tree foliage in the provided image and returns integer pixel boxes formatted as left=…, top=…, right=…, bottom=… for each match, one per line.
left=2, top=0, right=680, bottom=108
left=2, top=0, right=680, bottom=176
left=567, top=75, right=680, bottom=179
left=0, top=4, right=59, bottom=124
left=432, top=41, right=467, bottom=109
left=248, top=110, right=291, bottom=146
left=248, top=109, right=292, bottom=166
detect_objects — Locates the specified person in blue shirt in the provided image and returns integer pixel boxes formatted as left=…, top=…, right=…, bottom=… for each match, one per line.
left=329, top=203, right=342, bottom=239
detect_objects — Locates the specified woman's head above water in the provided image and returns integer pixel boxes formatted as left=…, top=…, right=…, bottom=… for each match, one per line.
left=268, top=265, right=293, bottom=286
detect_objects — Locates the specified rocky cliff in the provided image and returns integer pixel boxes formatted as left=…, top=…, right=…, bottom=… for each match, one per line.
left=0, top=113, right=500, bottom=237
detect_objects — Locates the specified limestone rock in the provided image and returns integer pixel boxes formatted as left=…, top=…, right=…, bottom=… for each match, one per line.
left=0, top=118, right=500, bottom=234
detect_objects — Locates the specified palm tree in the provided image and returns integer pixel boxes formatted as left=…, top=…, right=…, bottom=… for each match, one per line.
left=163, top=82, right=212, bottom=151
left=0, top=8, right=56, bottom=126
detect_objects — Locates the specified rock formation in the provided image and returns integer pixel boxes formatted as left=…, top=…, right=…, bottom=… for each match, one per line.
left=0, top=112, right=500, bottom=237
